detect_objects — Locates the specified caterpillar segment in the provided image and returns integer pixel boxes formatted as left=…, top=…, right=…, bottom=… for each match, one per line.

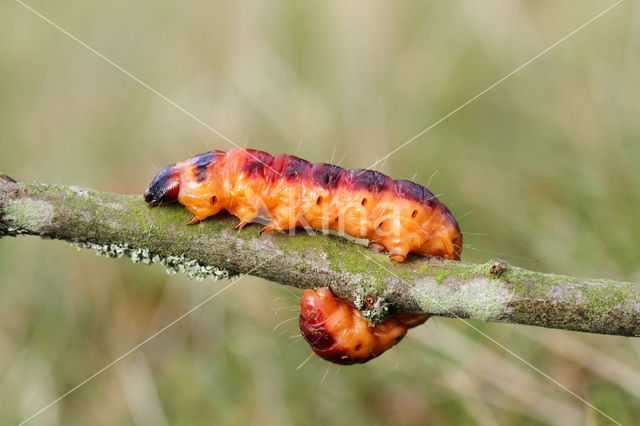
left=143, top=147, right=462, bottom=261
left=299, top=287, right=429, bottom=364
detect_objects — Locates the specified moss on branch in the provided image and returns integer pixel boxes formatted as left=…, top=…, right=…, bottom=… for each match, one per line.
left=1, top=174, right=639, bottom=337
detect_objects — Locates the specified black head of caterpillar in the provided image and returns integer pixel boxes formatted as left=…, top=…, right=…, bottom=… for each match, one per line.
left=143, top=164, right=180, bottom=206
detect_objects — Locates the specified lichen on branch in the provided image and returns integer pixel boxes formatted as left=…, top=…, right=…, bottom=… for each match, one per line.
left=1, top=174, right=639, bottom=337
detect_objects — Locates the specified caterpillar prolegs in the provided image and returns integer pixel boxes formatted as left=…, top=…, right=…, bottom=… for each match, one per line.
left=144, top=147, right=462, bottom=363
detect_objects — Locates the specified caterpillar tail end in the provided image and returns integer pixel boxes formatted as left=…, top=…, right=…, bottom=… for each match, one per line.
left=143, top=164, right=180, bottom=206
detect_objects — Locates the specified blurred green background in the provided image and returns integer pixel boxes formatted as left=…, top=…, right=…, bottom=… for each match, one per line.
left=1, top=0, right=639, bottom=424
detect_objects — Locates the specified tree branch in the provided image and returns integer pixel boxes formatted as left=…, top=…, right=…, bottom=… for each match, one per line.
left=1, top=174, right=639, bottom=337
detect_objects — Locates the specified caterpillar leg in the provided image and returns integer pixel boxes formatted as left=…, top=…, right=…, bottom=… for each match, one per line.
left=368, top=241, right=386, bottom=252
left=234, top=221, right=249, bottom=230
left=387, top=240, right=410, bottom=261
left=260, top=222, right=283, bottom=234
left=187, top=216, right=200, bottom=225
left=228, top=209, right=260, bottom=231
left=259, top=211, right=300, bottom=234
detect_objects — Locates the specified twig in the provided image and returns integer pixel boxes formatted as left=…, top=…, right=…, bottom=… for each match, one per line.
left=1, top=174, right=639, bottom=337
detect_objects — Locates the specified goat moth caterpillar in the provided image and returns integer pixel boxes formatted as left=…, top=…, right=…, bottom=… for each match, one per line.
left=143, top=147, right=462, bottom=261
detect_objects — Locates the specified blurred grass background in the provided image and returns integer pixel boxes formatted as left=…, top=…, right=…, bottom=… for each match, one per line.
left=1, top=0, right=639, bottom=424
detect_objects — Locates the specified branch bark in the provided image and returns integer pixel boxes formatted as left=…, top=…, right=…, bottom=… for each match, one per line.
left=1, top=174, right=639, bottom=337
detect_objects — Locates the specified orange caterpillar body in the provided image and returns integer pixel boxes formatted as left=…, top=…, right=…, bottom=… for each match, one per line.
left=143, top=147, right=462, bottom=261
left=299, top=288, right=429, bottom=364
left=144, top=148, right=461, bottom=364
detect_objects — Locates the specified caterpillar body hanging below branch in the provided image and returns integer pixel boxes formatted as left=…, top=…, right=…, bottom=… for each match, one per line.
left=299, top=287, right=429, bottom=364
left=144, top=147, right=461, bottom=364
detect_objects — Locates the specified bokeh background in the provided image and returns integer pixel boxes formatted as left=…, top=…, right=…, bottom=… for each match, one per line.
left=1, top=0, right=639, bottom=424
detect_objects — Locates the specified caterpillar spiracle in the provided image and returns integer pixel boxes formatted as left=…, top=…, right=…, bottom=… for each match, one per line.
left=143, top=147, right=462, bottom=364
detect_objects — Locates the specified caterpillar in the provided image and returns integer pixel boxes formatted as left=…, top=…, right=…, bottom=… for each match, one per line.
left=144, top=147, right=462, bottom=364
left=143, top=147, right=462, bottom=261
left=299, top=287, right=429, bottom=364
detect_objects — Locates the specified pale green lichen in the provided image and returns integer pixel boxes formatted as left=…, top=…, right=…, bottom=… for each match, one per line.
left=73, top=242, right=234, bottom=281
left=325, top=248, right=391, bottom=294
left=434, top=269, right=450, bottom=285
left=4, top=199, right=54, bottom=233
left=582, top=285, right=627, bottom=311
left=412, top=277, right=513, bottom=322
left=354, top=291, right=390, bottom=323
left=3, top=226, right=28, bottom=235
